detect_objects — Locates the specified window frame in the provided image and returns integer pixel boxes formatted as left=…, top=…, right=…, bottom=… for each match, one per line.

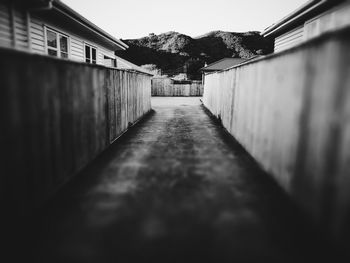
left=103, top=55, right=117, bottom=68
left=84, top=43, right=97, bottom=64
left=44, top=26, right=70, bottom=59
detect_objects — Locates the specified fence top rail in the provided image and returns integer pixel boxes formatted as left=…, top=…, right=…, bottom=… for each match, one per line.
left=0, top=46, right=154, bottom=77
left=205, top=25, right=350, bottom=76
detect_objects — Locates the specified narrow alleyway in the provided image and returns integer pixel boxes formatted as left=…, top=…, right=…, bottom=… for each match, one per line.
left=21, top=98, right=333, bottom=263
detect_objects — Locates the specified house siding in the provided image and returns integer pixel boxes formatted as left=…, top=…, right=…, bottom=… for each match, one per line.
left=0, top=4, right=121, bottom=68
left=70, top=37, right=84, bottom=61
left=0, top=3, right=12, bottom=48
left=13, top=9, right=29, bottom=50
left=117, top=58, right=133, bottom=69
left=29, top=17, right=116, bottom=66
left=304, top=1, right=350, bottom=40
left=97, top=45, right=115, bottom=66
left=273, top=1, right=350, bottom=53
left=30, top=17, right=45, bottom=54
left=0, top=3, right=29, bottom=50
left=274, top=25, right=304, bottom=52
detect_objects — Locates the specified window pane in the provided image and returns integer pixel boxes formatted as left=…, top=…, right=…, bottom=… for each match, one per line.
left=47, top=30, right=57, bottom=48
left=92, top=60, right=96, bottom=64
left=60, top=35, right=68, bottom=52
left=48, top=49, right=57, bottom=57
left=92, top=48, right=96, bottom=60
left=61, top=52, right=68, bottom=59
left=85, top=45, right=90, bottom=59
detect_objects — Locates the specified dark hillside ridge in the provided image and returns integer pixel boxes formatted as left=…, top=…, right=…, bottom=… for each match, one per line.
left=116, top=31, right=273, bottom=79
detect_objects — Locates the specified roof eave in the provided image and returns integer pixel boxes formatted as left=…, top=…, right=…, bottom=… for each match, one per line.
left=200, top=58, right=247, bottom=71
left=52, top=0, right=128, bottom=50
left=202, top=57, right=229, bottom=69
left=261, top=0, right=336, bottom=38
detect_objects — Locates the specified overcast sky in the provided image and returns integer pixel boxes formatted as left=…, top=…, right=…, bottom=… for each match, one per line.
left=62, top=0, right=308, bottom=39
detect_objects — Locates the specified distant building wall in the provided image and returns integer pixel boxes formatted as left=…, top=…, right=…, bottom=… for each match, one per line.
left=203, top=27, right=350, bottom=250
left=0, top=48, right=152, bottom=216
left=152, top=77, right=203, bottom=96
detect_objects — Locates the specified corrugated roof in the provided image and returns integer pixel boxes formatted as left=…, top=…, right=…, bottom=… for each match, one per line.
left=200, top=58, right=247, bottom=71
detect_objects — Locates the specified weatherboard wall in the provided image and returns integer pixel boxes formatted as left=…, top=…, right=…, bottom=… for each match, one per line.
left=29, top=15, right=116, bottom=65
left=0, top=2, right=117, bottom=66
left=274, top=25, right=304, bottom=52
left=203, top=27, right=350, bottom=248
left=0, top=2, right=12, bottom=48
left=0, top=3, right=29, bottom=50
left=304, top=1, right=350, bottom=41
left=273, top=1, right=350, bottom=52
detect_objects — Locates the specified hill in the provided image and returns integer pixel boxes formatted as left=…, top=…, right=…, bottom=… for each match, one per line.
left=116, top=31, right=273, bottom=79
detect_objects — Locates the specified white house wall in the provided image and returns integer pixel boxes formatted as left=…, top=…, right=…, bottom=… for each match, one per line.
left=304, top=1, right=350, bottom=41
left=29, top=15, right=116, bottom=66
left=13, top=8, right=29, bottom=50
left=274, top=1, right=350, bottom=53
left=98, top=45, right=116, bottom=66
left=0, top=3, right=13, bottom=48
left=70, top=37, right=84, bottom=61
left=0, top=3, right=29, bottom=50
left=274, top=25, right=304, bottom=52
left=0, top=3, right=118, bottom=67
left=30, top=17, right=46, bottom=54
left=116, top=58, right=133, bottom=69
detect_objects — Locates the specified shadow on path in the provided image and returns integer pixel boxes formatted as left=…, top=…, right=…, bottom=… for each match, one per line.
left=15, top=97, right=336, bottom=263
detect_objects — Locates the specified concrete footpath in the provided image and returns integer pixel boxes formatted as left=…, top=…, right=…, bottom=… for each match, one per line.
left=17, top=98, right=335, bottom=262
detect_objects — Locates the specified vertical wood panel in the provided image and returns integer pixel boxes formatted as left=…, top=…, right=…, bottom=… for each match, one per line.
left=0, top=49, right=151, bottom=215
left=202, top=28, right=350, bottom=247
left=151, top=78, right=203, bottom=96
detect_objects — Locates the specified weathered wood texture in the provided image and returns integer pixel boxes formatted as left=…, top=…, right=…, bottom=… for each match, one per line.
left=0, top=49, right=151, bottom=215
left=203, top=28, right=350, bottom=246
left=152, top=78, right=203, bottom=96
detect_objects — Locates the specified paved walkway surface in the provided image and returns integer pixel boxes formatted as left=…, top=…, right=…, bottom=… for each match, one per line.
left=22, top=97, right=332, bottom=263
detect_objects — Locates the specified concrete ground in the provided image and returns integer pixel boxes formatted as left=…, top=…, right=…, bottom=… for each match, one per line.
left=16, top=97, right=334, bottom=262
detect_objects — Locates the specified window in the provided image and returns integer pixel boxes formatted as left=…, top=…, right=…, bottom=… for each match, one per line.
left=60, top=35, right=68, bottom=58
left=85, top=44, right=97, bottom=64
left=46, top=28, right=69, bottom=59
left=104, top=55, right=117, bottom=68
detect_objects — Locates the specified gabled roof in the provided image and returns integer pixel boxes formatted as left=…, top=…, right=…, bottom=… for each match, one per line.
left=27, top=0, right=128, bottom=50
left=200, top=58, right=247, bottom=72
left=261, top=0, right=344, bottom=37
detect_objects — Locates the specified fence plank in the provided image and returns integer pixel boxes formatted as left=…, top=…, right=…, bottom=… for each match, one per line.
left=0, top=49, right=152, bottom=215
left=151, top=78, right=203, bottom=96
left=202, top=27, right=350, bottom=247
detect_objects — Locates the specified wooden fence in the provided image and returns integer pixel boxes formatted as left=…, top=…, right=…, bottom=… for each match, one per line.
left=152, top=77, right=203, bottom=96
left=0, top=49, right=151, bottom=215
left=203, top=27, right=350, bottom=247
